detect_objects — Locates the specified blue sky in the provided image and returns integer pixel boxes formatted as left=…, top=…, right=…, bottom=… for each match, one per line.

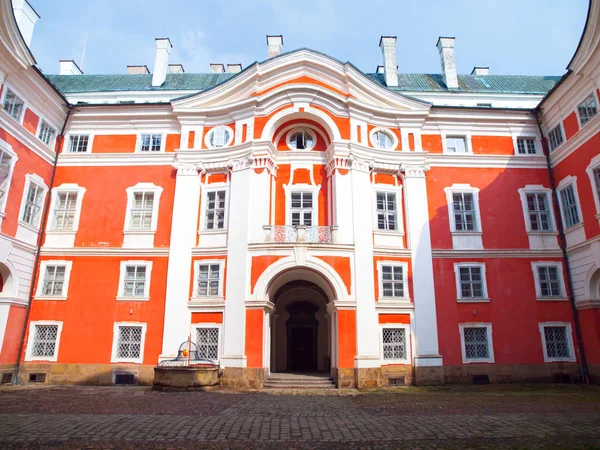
left=28, top=0, right=588, bottom=77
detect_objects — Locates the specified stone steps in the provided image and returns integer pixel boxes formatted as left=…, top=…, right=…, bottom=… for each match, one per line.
left=264, top=373, right=336, bottom=389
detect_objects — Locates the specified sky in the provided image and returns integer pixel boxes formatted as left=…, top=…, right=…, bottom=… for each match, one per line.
left=27, top=0, right=588, bottom=77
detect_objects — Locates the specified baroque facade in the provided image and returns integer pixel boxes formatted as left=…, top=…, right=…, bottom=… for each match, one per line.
left=0, top=0, right=599, bottom=388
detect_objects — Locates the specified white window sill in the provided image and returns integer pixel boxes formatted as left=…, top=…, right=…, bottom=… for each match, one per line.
left=116, top=296, right=150, bottom=302
left=564, top=222, right=584, bottom=233
left=190, top=296, right=224, bottom=302
left=463, top=358, right=494, bottom=364
left=373, top=229, right=404, bottom=235
left=381, top=359, right=410, bottom=365
left=34, top=296, right=67, bottom=301
left=123, top=229, right=156, bottom=235
left=536, top=296, right=569, bottom=302
left=526, top=231, right=558, bottom=236
left=18, top=220, right=40, bottom=233
left=450, top=231, right=483, bottom=236
left=544, top=357, right=576, bottom=363
left=62, top=150, right=92, bottom=155
left=46, top=229, right=77, bottom=234
left=25, top=356, right=58, bottom=363
left=457, top=297, right=491, bottom=303
left=110, top=359, right=143, bottom=364
left=198, top=229, right=228, bottom=235
left=378, top=297, right=412, bottom=303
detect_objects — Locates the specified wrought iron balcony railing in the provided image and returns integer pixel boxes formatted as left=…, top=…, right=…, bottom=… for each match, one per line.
left=263, top=225, right=337, bottom=244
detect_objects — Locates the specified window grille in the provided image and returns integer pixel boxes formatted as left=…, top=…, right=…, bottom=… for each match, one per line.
left=548, top=125, right=563, bottom=151
left=289, top=130, right=314, bottom=150
left=543, top=326, right=569, bottom=359
left=209, top=127, right=230, bottom=148
left=0, top=149, right=14, bottom=208
left=373, top=131, right=393, bottom=149
left=21, top=182, right=44, bottom=226
left=130, top=192, right=154, bottom=229
left=559, top=185, right=580, bottom=228
left=206, top=191, right=226, bottom=230
left=123, top=266, right=147, bottom=297
left=578, top=93, right=598, bottom=125
left=38, top=120, right=56, bottom=146
left=381, top=265, right=404, bottom=298
left=116, top=326, right=142, bottom=359
left=196, top=327, right=219, bottom=360
left=290, top=192, right=313, bottom=226
left=526, top=193, right=551, bottom=231
left=537, top=266, right=561, bottom=297
left=197, top=264, right=220, bottom=296
left=459, top=266, right=484, bottom=298
left=42, top=265, right=66, bottom=296
left=376, top=192, right=397, bottom=231
left=31, top=325, right=58, bottom=357
left=53, top=192, right=77, bottom=230
left=2, top=89, right=24, bottom=120
left=68, top=135, right=89, bottom=152
left=140, top=133, right=162, bottom=151
left=463, top=327, right=489, bottom=359
left=593, top=167, right=600, bottom=203
left=446, top=136, right=467, bottom=153
left=382, top=328, right=406, bottom=360
left=452, top=192, right=476, bottom=231
left=517, top=138, right=536, bottom=154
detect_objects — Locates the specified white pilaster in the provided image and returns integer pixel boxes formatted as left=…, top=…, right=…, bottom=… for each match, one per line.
left=159, top=162, right=200, bottom=359
left=402, top=165, right=442, bottom=367
left=327, top=157, right=354, bottom=245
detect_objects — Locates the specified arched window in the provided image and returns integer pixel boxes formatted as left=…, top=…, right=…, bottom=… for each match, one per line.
left=288, top=129, right=315, bottom=150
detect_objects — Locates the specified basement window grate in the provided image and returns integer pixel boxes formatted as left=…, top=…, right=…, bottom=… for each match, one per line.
left=472, top=374, right=489, bottom=385
left=114, top=373, right=135, bottom=385
left=1, top=372, right=13, bottom=384
left=551, top=373, right=570, bottom=384
left=28, top=373, right=46, bottom=383
left=388, top=376, right=405, bottom=386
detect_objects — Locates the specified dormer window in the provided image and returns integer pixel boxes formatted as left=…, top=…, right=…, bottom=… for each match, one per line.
left=206, top=126, right=233, bottom=148
left=287, top=129, right=315, bottom=150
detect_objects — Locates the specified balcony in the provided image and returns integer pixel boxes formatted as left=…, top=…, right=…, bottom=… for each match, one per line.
left=263, top=225, right=337, bottom=244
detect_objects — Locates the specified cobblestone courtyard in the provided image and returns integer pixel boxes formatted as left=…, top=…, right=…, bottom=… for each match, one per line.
left=1, top=384, right=600, bottom=449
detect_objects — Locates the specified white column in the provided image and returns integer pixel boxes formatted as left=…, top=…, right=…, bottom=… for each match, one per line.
left=160, top=163, right=201, bottom=359
left=402, top=165, right=443, bottom=367
left=350, top=158, right=380, bottom=368
left=328, top=159, right=354, bottom=245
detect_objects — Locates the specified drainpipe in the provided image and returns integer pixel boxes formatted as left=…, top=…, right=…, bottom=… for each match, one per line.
left=13, top=104, right=74, bottom=385
left=534, top=110, right=590, bottom=384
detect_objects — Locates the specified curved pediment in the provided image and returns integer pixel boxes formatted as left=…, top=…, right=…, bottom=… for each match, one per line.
left=0, top=0, right=35, bottom=73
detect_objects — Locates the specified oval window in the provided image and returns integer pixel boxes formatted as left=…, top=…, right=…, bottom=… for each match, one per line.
left=372, top=130, right=393, bottom=149
left=288, top=129, right=315, bottom=150
left=208, top=126, right=232, bottom=148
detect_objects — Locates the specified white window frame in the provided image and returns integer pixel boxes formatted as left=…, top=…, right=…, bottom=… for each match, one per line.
left=35, top=260, right=73, bottom=300
left=64, top=134, right=93, bottom=153
left=547, top=123, right=564, bottom=152
left=513, top=136, right=539, bottom=155
left=0, top=138, right=18, bottom=218
left=576, top=92, right=598, bottom=127
left=191, top=323, right=222, bottom=363
left=285, top=189, right=318, bottom=227
left=556, top=176, right=583, bottom=230
left=123, top=183, right=163, bottom=233
left=116, top=260, right=153, bottom=301
left=191, top=260, right=225, bottom=300
left=18, top=173, right=48, bottom=230
left=199, top=185, right=229, bottom=232
left=37, top=119, right=58, bottom=149
left=373, top=187, right=403, bottom=233
left=111, top=322, right=147, bottom=364
left=517, top=186, right=557, bottom=233
left=379, top=323, right=411, bottom=364
left=442, top=133, right=472, bottom=154
left=444, top=184, right=482, bottom=233
left=539, top=322, right=576, bottom=362
left=286, top=128, right=317, bottom=151
left=1, top=86, right=26, bottom=123
left=377, top=261, right=410, bottom=301
left=531, top=261, right=567, bottom=301
left=136, top=132, right=166, bottom=153
left=25, top=320, right=63, bottom=362
left=454, top=262, right=490, bottom=302
left=47, top=183, right=86, bottom=232
left=459, top=323, right=494, bottom=364
left=585, top=154, right=600, bottom=219
left=204, top=125, right=234, bottom=149
left=369, top=127, right=397, bottom=150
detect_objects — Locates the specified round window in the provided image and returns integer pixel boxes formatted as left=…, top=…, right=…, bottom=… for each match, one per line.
left=287, top=129, right=315, bottom=150
left=207, top=126, right=232, bottom=148
left=372, top=130, right=394, bottom=150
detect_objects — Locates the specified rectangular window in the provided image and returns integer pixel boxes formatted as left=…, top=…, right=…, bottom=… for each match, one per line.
left=526, top=193, right=551, bottom=231
left=458, top=266, right=484, bottom=298
left=196, top=327, right=219, bottom=360
left=205, top=191, right=226, bottom=230
left=578, top=93, right=598, bottom=125
left=593, top=167, right=600, bottom=203
left=140, top=133, right=162, bottom=152
left=462, top=327, right=490, bottom=360
left=42, top=265, right=66, bottom=296
left=382, top=328, right=407, bottom=361
left=21, top=182, right=44, bottom=226
left=290, top=192, right=313, bottom=226
left=52, top=192, right=77, bottom=230
left=376, top=192, right=397, bottom=231
left=446, top=136, right=467, bottom=153
left=197, top=263, right=221, bottom=297
left=115, top=326, right=143, bottom=360
left=452, top=192, right=476, bottom=231
left=543, top=326, right=570, bottom=359
left=130, top=192, right=154, bottom=230
left=559, top=184, right=581, bottom=228
left=2, top=88, right=24, bottom=121
left=380, top=265, right=405, bottom=298
left=30, top=324, right=58, bottom=358
left=548, top=125, right=564, bottom=151
left=38, top=120, right=57, bottom=146
left=0, top=149, right=14, bottom=208
left=517, top=138, right=536, bottom=154
left=68, top=135, right=90, bottom=153
left=123, top=266, right=147, bottom=297
left=537, top=266, right=562, bottom=297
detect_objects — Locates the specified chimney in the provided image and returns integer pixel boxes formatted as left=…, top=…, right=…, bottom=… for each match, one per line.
left=127, top=65, right=150, bottom=74
left=12, top=0, right=40, bottom=48
left=437, top=37, right=458, bottom=89
left=379, top=36, right=398, bottom=87
left=471, top=66, right=489, bottom=76
left=227, top=63, right=242, bottom=73
left=376, top=65, right=385, bottom=74
left=152, top=37, right=172, bottom=87
left=168, top=64, right=185, bottom=73
left=267, top=35, right=283, bottom=58
left=59, top=60, right=83, bottom=75
left=210, top=63, right=225, bottom=73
